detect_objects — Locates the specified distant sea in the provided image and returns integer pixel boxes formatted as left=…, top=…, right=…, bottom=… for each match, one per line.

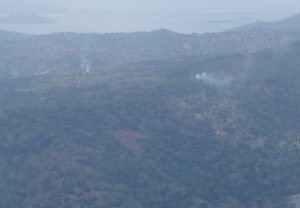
left=0, top=10, right=297, bottom=34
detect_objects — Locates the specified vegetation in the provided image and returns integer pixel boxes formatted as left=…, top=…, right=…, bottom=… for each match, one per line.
left=0, top=37, right=299, bottom=207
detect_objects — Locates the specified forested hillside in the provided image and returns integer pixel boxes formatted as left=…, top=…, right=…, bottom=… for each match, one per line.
left=0, top=35, right=300, bottom=207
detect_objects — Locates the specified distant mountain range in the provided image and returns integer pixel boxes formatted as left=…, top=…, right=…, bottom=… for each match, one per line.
left=231, top=13, right=300, bottom=32
left=1, top=13, right=300, bottom=76
left=0, top=29, right=27, bottom=41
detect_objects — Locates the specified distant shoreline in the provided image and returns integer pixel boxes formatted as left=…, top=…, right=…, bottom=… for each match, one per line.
left=0, top=13, right=57, bottom=25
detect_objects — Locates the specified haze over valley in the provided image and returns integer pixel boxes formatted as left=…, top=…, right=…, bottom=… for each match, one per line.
left=1, top=1, right=300, bottom=207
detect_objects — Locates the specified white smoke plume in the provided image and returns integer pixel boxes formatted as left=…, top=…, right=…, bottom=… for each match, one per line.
left=195, top=72, right=233, bottom=87
left=195, top=53, right=254, bottom=87
left=80, top=44, right=92, bottom=73
left=81, top=59, right=91, bottom=73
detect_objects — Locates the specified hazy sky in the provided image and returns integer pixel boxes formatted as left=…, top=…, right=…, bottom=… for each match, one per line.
left=0, top=0, right=300, bottom=12
left=64, top=0, right=300, bottom=12
left=0, top=0, right=299, bottom=34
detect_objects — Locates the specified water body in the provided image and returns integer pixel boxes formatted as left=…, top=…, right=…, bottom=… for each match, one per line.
left=0, top=10, right=297, bottom=34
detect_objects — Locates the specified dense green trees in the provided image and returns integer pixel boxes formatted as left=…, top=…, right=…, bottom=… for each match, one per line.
left=1, top=38, right=300, bottom=207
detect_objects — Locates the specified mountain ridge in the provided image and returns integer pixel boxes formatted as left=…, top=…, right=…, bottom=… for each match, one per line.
left=2, top=13, right=300, bottom=77
left=230, top=13, right=300, bottom=32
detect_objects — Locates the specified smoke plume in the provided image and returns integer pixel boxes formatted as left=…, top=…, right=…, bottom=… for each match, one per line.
left=195, top=72, right=233, bottom=87
left=80, top=44, right=92, bottom=73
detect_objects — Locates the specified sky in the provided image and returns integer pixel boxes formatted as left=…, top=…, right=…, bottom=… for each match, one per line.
left=0, top=0, right=300, bottom=13
left=42, top=0, right=300, bottom=12
left=0, top=0, right=299, bottom=34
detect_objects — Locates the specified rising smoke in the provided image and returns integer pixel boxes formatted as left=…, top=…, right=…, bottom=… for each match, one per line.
left=77, top=43, right=93, bottom=88
left=195, top=72, right=233, bottom=87
left=195, top=53, right=254, bottom=87
left=80, top=43, right=92, bottom=73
